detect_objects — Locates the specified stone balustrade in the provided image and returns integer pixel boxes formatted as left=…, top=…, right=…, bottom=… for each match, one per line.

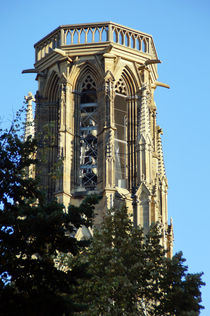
left=34, top=22, right=157, bottom=62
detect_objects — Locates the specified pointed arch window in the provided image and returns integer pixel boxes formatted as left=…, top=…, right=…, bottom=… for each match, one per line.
left=114, top=78, right=128, bottom=188
left=79, top=75, right=98, bottom=191
left=114, top=72, right=137, bottom=190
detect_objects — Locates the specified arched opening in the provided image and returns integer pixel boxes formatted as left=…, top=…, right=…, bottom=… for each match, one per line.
left=119, top=31, right=124, bottom=45
left=94, top=29, right=100, bottom=42
left=114, top=78, right=128, bottom=189
left=113, top=30, right=118, bottom=43
left=137, top=37, right=141, bottom=51
left=73, top=30, right=79, bottom=44
left=87, top=29, right=92, bottom=43
left=125, top=33, right=129, bottom=47
left=114, top=69, right=137, bottom=190
left=142, top=38, right=147, bottom=53
left=78, top=74, right=98, bottom=191
left=66, top=31, right=71, bottom=45
left=38, top=71, right=60, bottom=199
left=80, top=29, right=86, bottom=44
left=131, top=36, right=135, bottom=49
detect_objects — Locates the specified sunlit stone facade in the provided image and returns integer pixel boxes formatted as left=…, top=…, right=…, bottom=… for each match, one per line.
left=26, top=22, right=173, bottom=255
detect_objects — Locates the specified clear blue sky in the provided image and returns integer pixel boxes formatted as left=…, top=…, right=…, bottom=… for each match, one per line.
left=1, top=0, right=210, bottom=314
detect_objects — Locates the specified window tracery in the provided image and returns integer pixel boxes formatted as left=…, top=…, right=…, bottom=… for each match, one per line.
left=115, top=78, right=127, bottom=95
left=79, top=75, right=98, bottom=190
left=114, top=77, right=128, bottom=188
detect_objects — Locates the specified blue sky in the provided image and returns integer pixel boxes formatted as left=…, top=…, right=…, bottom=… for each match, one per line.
left=1, top=0, right=210, bottom=313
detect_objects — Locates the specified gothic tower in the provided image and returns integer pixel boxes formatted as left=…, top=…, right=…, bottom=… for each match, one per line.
left=25, top=22, right=173, bottom=255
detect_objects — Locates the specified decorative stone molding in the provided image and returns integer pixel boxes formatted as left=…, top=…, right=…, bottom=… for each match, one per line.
left=31, top=22, right=171, bottom=255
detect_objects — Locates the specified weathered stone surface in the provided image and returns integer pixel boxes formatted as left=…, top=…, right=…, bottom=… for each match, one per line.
left=31, top=22, right=173, bottom=256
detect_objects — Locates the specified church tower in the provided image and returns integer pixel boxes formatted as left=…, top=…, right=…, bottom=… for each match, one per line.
left=26, top=22, right=173, bottom=254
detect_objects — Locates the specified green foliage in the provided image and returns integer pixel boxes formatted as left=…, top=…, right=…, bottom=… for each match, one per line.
left=0, top=123, right=99, bottom=316
left=0, top=110, right=205, bottom=315
left=71, top=206, right=205, bottom=316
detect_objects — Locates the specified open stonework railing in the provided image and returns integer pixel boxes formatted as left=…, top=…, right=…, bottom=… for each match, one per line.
left=35, top=22, right=157, bottom=62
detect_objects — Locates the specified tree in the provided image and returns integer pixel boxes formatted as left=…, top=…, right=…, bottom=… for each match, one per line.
left=71, top=206, right=205, bottom=316
left=0, top=112, right=205, bottom=315
left=0, top=121, right=99, bottom=316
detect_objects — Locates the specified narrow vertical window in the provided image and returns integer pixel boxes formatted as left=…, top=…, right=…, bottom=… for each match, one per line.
left=79, top=75, right=97, bottom=191
left=114, top=78, right=128, bottom=188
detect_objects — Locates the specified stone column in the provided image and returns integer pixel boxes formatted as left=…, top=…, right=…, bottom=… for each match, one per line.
left=104, top=71, right=116, bottom=189
left=137, top=84, right=152, bottom=185
left=24, top=92, right=35, bottom=141
left=98, top=53, right=117, bottom=210
left=55, top=81, right=73, bottom=207
left=24, top=92, right=35, bottom=179
left=34, top=93, right=51, bottom=194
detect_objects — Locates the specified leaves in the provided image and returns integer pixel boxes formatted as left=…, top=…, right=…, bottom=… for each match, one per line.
left=71, top=206, right=205, bottom=316
left=0, top=110, right=205, bottom=315
left=0, top=121, right=98, bottom=316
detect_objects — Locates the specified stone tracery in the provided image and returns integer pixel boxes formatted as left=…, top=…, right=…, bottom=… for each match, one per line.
left=79, top=74, right=98, bottom=190
left=33, top=22, right=173, bottom=256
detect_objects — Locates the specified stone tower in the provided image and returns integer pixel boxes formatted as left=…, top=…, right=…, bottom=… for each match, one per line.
left=26, top=22, right=173, bottom=255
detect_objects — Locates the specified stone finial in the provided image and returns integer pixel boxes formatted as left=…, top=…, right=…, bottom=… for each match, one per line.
left=24, top=92, right=35, bottom=141
left=157, top=126, right=166, bottom=177
left=24, top=91, right=35, bottom=105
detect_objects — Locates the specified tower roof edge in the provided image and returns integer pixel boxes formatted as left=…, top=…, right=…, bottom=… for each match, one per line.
left=34, top=22, right=155, bottom=48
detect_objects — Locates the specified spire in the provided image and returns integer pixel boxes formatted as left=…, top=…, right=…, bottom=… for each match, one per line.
left=24, top=92, right=35, bottom=141
left=136, top=84, right=153, bottom=185
left=167, top=217, right=174, bottom=258
left=139, top=84, right=151, bottom=141
left=157, top=126, right=166, bottom=178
